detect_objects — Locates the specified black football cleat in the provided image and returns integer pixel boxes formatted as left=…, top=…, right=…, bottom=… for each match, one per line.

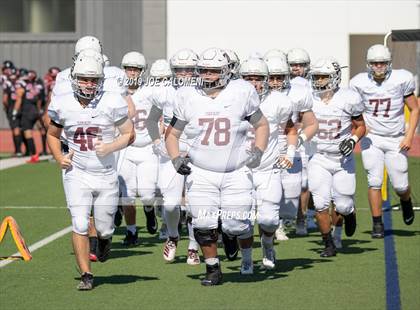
left=344, top=212, right=357, bottom=237
left=97, top=237, right=112, bottom=262
left=401, top=198, right=415, bottom=225
left=77, top=272, right=94, bottom=291
left=122, top=230, right=140, bottom=246
left=201, top=263, right=222, bottom=286
left=371, top=222, right=384, bottom=239
left=320, top=233, right=336, bottom=257
left=144, top=206, right=158, bottom=234
left=221, top=231, right=239, bottom=261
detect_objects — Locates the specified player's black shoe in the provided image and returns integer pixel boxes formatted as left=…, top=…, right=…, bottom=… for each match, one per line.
left=122, top=230, right=140, bottom=246
left=344, top=212, right=357, bottom=237
left=97, top=237, right=112, bottom=262
left=221, top=231, right=238, bottom=261
left=77, top=272, right=94, bottom=291
left=144, top=206, right=158, bottom=234
left=401, top=198, right=414, bottom=225
left=320, top=233, right=336, bottom=257
left=114, top=206, right=123, bottom=227
left=371, top=222, right=384, bottom=239
left=201, top=263, right=222, bottom=286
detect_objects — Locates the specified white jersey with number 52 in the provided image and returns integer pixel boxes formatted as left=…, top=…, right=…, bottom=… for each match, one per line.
left=48, top=91, right=128, bottom=174
left=174, top=79, right=260, bottom=172
left=309, top=87, right=364, bottom=155
left=349, top=69, right=415, bottom=136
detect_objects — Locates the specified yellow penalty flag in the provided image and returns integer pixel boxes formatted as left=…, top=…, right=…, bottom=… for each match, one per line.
left=0, top=216, right=32, bottom=261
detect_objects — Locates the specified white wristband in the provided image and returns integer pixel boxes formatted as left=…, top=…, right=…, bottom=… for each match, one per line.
left=350, top=135, right=359, bottom=143
left=299, top=133, right=307, bottom=142
left=286, top=144, right=296, bottom=159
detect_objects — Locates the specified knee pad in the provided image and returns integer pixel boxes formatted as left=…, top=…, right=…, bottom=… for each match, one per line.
left=312, top=194, right=329, bottom=213
left=394, top=185, right=409, bottom=194
left=279, top=198, right=299, bottom=219
left=163, top=203, right=180, bottom=214
left=367, top=174, right=383, bottom=190
left=140, top=197, right=155, bottom=207
left=72, top=216, right=89, bottom=235
left=95, top=222, right=114, bottom=239
left=334, top=197, right=354, bottom=216
left=257, top=214, right=279, bottom=234
left=193, top=228, right=218, bottom=246
left=222, top=219, right=252, bottom=239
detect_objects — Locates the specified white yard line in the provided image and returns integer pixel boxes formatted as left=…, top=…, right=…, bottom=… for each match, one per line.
left=0, top=226, right=72, bottom=268
left=0, top=155, right=52, bottom=171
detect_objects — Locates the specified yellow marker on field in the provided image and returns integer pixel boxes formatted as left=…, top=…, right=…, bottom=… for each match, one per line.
left=381, top=169, right=388, bottom=201
left=0, top=216, right=32, bottom=261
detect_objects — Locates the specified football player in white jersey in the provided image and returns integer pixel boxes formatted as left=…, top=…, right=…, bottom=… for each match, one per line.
left=350, top=44, right=419, bottom=237
left=146, top=49, right=202, bottom=265
left=47, top=36, right=127, bottom=261
left=287, top=48, right=311, bottom=87
left=266, top=55, right=319, bottom=237
left=240, top=57, right=297, bottom=269
left=47, top=53, right=135, bottom=290
left=308, top=58, right=366, bottom=257
left=166, top=48, right=269, bottom=285
left=117, top=51, right=160, bottom=246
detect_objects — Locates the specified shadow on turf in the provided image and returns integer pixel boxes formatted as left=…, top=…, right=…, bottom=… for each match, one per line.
left=187, top=257, right=332, bottom=284
left=362, top=229, right=420, bottom=237
left=308, top=239, right=377, bottom=255
left=74, top=274, right=159, bottom=287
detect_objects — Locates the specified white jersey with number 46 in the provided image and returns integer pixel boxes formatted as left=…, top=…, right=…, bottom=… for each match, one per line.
left=174, top=79, right=260, bottom=173
left=309, top=88, right=364, bottom=155
left=48, top=91, right=128, bottom=174
left=350, top=69, right=415, bottom=136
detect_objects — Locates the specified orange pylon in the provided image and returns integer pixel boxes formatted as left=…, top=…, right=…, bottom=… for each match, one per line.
left=0, top=216, right=32, bottom=261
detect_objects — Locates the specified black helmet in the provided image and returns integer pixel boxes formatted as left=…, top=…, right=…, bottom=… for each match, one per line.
left=2, top=60, right=15, bottom=70
left=19, top=68, right=29, bottom=79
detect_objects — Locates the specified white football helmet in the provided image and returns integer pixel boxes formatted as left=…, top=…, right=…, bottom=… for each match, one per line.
left=224, top=49, right=240, bottom=79
left=240, top=57, right=269, bottom=95
left=366, top=44, right=392, bottom=79
left=263, top=49, right=287, bottom=62
left=309, top=57, right=341, bottom=92
left=265, top=56, right=290, bottom=90
left=197, top=48, right=230, bottom=90
left=74, top=35, right=102, bottom=55
left=121, top=51, right=146, bottom=69
left=287, top=48, right=310, bottom=77
left=150, top=59, right=173, bottom=79
left=71, top=50, right=104, bottom=99
left=170, top=48, right=198, bottom=69
left=102, top=54, right=110, bottom=67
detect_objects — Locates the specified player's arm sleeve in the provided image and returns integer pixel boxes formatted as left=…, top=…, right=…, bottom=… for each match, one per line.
left=346, top=92, right=365, bottom=117
left=299, top=88, right=313, bottom=112
left=402, top=71, right=416, bottom=97
left=47, top=97, right=64, bottom=127
left=146, top=105, right=163, bottom=141
left=171, top=90, right=190, bottom=131
left=243, top=86, right=261, bottom=121
left=112, top=95, right=129, bottom=125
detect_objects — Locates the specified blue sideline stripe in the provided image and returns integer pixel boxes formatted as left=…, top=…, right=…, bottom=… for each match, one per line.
left=383, top=199, right=401, bottom=310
